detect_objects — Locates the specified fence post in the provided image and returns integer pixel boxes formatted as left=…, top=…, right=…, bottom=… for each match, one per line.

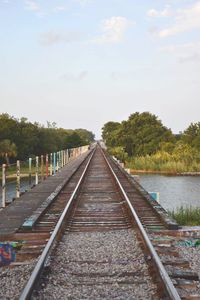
left=53, top=152, right=56, bottom=175
left=56, top=152, right=59, bottom=172
left=59, top=151, right=61, bottom=169
left=2, top=164, right=6, bottom=207
left=16, top=160, right=20, bottom=198
left=35, top=156, right=39, bottom=185
left=29, top=158, right=32, bottom=189
left=50, top=153, right=53, bottom=176
left=61, top=150, right=64, bottom=167
left=41, top=155, right=44, bottom=180
left=46, top=154, right=49, bottom=178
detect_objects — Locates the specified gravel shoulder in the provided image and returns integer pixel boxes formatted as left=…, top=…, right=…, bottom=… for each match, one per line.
left=33, top=229, right=159, bottom=300
left=0, top=260, right=37, bottom=300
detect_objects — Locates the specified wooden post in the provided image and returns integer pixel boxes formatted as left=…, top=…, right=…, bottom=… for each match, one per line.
left=56, top=152, right=59, bottom=172
left=59, top=151, right=61, bottom=169
left=35, top=156, right=39, bottom=185
left=53, top=152, right=56, bottom=175
left=29, top=158, right=32, bottom=189
left=16, top=160, right=20, bottom=198
left=50, top=153, right=53, bottom=176
left=41, top=155, right=44, bottom=180
left=1, top=164, right=6, bottom=207
left=63, top=150, right=65, bottom=166
left=46, top=154, right=49, bottom=178
left=61, top=150, right=64, bottom=167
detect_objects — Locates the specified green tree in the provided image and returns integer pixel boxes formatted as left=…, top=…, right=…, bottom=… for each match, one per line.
left=172, top=141, right=199, bottom=165
left=0, top=139, right=17, bottom=165
left=102, top=122, right=121, bottom=147
left=181, top=122, right=200, bottom=150
left=119, top=112, right=174, bottom=156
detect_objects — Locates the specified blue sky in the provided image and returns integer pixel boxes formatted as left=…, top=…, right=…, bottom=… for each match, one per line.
left=1, top=0, right=200, bottom=138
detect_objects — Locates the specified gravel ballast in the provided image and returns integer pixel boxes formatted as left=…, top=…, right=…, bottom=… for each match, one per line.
left=0, top=260, right=37, bottom=299
left=33, top=229, right=159, bottom=300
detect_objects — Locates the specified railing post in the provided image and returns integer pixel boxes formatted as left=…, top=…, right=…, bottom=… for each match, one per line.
left=50, top=153, right=53, bottom=176
left=16, top=160, right=20, bottom=198
left=62, top=150, right=64, bottom=167
left=2, top=164, right=6, bottom=207
left=59, top=151, right=61, bottom=169
left=53, top=152, right=56, bottom=175
left=29, top=158, right=32, bottom=189
left=35, top=156, right=39, bottom=185
left=65, top=149, right=67, bottom=165
left=46, top=154, right=49, bottom=178
left=41, top=155, right=44, bottom=180
left=56, top=152, right=59, bottom=172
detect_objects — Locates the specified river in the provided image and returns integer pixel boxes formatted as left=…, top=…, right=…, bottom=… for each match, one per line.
left=1, top=175, right=200, bottom=212
left=136, top=174, right=200, bottom=211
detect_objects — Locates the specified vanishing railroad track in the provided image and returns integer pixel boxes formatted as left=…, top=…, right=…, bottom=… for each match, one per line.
left=4, top=145, right=200, bottom=299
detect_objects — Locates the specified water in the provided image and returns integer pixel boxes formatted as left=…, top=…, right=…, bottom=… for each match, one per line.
left=137, top=174, right=200, bottom=211
left=0, top=177, right=36, bottom=204
left=1, top=174, right=200, bottom=212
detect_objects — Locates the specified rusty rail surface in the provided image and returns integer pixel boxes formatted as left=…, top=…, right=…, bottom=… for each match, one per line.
left=19, top=149, right=96, bottom=300
left=18, top=145, right=192, bottom=299
left=101, top=149, right=181, bottom=300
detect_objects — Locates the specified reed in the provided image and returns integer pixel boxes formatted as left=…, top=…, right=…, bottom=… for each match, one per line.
left=127, top=156, right=200, bottom=173
left=169, top=206, right=200, bottom=226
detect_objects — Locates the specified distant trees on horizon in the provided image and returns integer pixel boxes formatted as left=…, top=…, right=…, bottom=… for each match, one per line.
left=102, top=112, right=200, bottom=171
left=0, top=113, right=95, bottom=163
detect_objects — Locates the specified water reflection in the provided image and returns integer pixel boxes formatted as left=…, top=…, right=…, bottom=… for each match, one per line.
left=138, top=174, right=200, bottom=211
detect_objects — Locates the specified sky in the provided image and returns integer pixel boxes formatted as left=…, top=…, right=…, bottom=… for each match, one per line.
left=0, top=0, right=200, bottom=139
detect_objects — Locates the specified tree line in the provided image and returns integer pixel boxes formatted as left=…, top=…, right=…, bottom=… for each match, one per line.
left=102, top=112, right=200, bottom=172
left=0, top=113, right=95, bottom=164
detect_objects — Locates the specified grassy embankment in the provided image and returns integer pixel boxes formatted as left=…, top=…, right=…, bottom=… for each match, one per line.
left=169, top=206, right=200, bottom=226
left=126, top=155, right=200, bottom=174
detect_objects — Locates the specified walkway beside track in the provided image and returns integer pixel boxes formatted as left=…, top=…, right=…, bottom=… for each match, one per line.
left=0, top=150, right=91, bottom=238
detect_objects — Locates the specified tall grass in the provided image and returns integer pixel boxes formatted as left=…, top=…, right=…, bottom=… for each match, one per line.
left=126, top=153, right=200, bottom=173
left=169, top=206, right=200, bottom=226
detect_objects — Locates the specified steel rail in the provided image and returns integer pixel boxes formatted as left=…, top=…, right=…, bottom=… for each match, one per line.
left=101, top=149, right=181, bottom=300
left=19, top=148, right=96, bottom=300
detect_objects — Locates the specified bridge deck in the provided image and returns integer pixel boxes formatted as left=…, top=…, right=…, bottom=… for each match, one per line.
left=0, top=151, right=90, bottom=238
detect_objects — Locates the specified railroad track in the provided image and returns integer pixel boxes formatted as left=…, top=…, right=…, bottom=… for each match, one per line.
left=1, top=145, right=200, bottom=299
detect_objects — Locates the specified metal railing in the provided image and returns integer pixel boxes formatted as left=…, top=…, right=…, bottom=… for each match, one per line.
left=0, top=145, right=89, bottom=208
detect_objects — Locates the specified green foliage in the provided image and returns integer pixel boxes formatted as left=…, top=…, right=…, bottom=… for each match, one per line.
left=120, top=112, right=174, bottom=156
left=102, top=112, right=174, bottom=157
left=102, top=122, right=121, bottom=148
left=169, top=206, right=200, bottom=226
left=0, top=113, right=95, bottom=161
left=0, top=139, right=17, bottom=165
left=181, top=122, right=200, bottom=150
left=108, top=146, right=128, bottom=162
left=102, top=112, right=200, bottom=172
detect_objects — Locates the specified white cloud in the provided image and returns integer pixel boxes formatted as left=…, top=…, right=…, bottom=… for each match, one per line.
left=39, top=31, right=83, bottom=46
left=160, top=41, right=200, bottom=53
left=94, top=16, right=133, bottom=44
left=25, top=0, right=40, bottom=12
left=160, top=41, right=200, bottom=63
left=147, top=6, right=172, bottom=18
left=157, top=2, right=200, bottom=38
left=61, top=71, right=88, bottom=81
left=179, top=53, right=200, bottom=63
left=74, top=0, right=92, bottom=6
left=53, top=6, right=67, bottom=12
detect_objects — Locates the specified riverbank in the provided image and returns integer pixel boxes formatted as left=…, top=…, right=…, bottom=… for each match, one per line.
left=130, top=170, right=200, bottom=176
